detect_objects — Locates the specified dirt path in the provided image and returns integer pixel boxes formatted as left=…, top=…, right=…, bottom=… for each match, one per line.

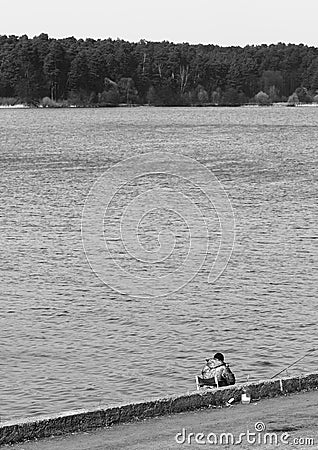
left=5, top=390, right=318, bottom=449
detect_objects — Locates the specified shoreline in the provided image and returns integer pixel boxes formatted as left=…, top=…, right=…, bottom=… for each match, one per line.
left=1, top=103, right=318, bottom=109
left=1, top=372, right=318, bottom=447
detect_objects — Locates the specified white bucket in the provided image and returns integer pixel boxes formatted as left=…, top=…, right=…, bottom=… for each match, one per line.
left=241, top=392, right=251, bottom=404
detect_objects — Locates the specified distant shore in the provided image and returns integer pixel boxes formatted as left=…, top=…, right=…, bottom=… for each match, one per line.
left=1, top=102, right=317, bottom=109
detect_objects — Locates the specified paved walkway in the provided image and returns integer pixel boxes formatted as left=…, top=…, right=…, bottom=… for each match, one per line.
left=5, top=390, right=318, bottom=449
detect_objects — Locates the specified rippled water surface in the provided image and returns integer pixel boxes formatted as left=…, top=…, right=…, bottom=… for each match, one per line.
left=1, top=106, right=317, bottom=420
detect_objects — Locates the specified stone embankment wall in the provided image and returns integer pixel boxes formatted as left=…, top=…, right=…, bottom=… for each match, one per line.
left=1, top=372, right=318, bottom=446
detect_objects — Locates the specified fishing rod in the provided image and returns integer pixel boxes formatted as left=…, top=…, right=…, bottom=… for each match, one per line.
left=271, top=348, right=316, bottom=379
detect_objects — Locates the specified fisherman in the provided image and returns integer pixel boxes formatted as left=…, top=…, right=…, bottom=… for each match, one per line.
left=200, top=352, right=235, bottom=387
left=212, top=352, right=229, bottom=386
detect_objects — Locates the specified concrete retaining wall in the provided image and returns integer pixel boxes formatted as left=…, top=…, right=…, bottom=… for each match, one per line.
left=1, top=372, right=318, bottom=446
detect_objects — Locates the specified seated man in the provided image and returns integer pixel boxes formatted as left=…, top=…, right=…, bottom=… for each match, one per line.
left=196, top=352, right=235, bottom=389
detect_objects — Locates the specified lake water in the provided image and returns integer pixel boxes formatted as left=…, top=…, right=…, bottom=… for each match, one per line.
left=0, top=106, right=317, bottom=421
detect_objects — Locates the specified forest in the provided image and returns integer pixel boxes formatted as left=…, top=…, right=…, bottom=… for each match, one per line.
left=1, top=34, right=318, bottom=106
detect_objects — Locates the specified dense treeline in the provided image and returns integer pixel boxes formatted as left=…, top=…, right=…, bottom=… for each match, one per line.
left=1, top=34, right=318, bottom=106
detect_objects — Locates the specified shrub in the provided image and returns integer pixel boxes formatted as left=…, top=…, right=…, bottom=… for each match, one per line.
left=295, top=87, right=312, bottom=103
left=146, top=86, right=156, bottom=105
left=287, top=92, right=299, bottom=105
left=197, top=86, right=209, bottom=104
left=255, top=91, right=271, bottom=105
left=0, top=97, right=19, bottom=106
left=221, top=87, right=241, bottom=106
left=41, top=96, right=61, bottom=107
left=211, top=89, right=221, bottom=105
left=98, top=87, right=120, bottom=106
